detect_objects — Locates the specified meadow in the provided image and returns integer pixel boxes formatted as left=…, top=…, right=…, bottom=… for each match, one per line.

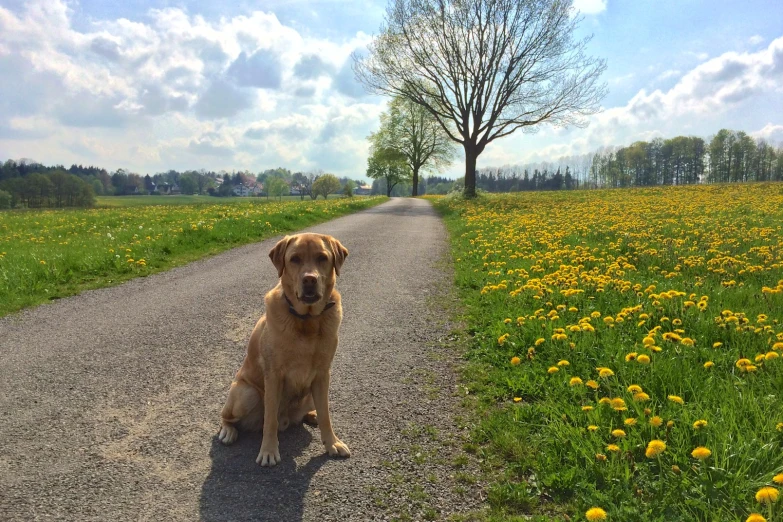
left=95, top=194, right=309, bottom=207
left=433, top=184, right=783, bottom=522
left=0, top=196, right=386, bottom=317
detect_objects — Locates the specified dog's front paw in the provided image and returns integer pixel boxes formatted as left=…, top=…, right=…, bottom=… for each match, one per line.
left=256, top=444, right=281, bottom=467
left=325, top=439, right=351, bottom=458
left=218, top=424, right=238, bottom=445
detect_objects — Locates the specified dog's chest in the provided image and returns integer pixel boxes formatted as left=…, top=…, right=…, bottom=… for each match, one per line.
left=282, top=337, right=326, bottom=394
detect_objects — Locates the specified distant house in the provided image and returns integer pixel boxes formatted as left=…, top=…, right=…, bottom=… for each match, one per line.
left=233, top=184, right=251, bottom=196
left=251, top=183, right=264, bottom=196
left=354, top=184, right=371, bottom=196
left=124, top=185, right=140, bottom=195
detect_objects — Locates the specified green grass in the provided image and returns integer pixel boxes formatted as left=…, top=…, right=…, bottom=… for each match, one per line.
left=0, top=196, right=386, bottom=317
left=95, top=194, right=327, bottom=207
left=431, top=184, right=783, bottom=522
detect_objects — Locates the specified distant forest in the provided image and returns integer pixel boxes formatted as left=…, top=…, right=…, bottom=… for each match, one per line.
left=1, top=127, right=782, bottom=208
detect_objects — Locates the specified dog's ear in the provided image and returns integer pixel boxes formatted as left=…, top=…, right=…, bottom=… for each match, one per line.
left=327, top=236, right=348, bottom=276
left=269, top=236, right=291, bottom=277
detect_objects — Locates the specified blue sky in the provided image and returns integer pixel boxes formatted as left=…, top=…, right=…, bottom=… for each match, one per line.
left=0, top=0, right=781, bottom=178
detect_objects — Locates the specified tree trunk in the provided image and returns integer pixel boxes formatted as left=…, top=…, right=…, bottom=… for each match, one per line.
left=463, top=144, right=478, bottom=198
left=411, top=166, right=419, bottom=197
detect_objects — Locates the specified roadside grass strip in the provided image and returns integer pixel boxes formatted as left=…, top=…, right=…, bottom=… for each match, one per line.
left=0, top=196, right=386, bottom=317
left=432, top=184, right=783, bottom=521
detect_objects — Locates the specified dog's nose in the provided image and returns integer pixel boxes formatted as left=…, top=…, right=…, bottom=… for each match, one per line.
left=302, top=274, right=317, bottom=287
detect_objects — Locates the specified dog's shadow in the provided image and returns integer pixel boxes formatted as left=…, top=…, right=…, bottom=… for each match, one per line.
left=199, top=424, right=328, bottom=521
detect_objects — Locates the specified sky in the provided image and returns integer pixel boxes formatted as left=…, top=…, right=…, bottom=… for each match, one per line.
left=0, top=0, right=781, bottom=179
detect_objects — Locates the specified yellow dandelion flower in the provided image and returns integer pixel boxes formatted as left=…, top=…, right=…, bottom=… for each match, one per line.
left=777, top=422, right=783, bottom=431
left=755, top=486, right=779, bottom=504
left=510, top=356, right=521, bottom=366
left=598, top=368, right=614, bottom=378
left=668, top=395, right=684, bottom=405
left=586, top=380, right=600, bottom=390
left=610, top=398, right=627, bottom=411
left=611, top=429, right=626, bottom=438
left=746, top=514, right=766, bottom=522
left=643, top=336, right=655, bottom=346
left=681, top=337, right=694, bottom=346
left=704, top=361, right=714, bottom=369
left=772, top=342, right=783, bottom=350
left=627, top=384, right=643, bottom=393
left=650, top=416, right=663, bottom=428
left=693, top=419, right=708, bottom=429
left=547, top=366, right=559, bottom=374
left=633, top=392, right=650, bottom=402
left=595, top=453, right=607, bottom=461
left=585, top=507, right=607, bottom=521
left=736, top=358, right=752, bottom=368
left=598, top=398, right=611, bottom=405
left=498, top=333, right=510, bottom=346
left=557, top=360, right=570, bottom=366
left=666, top=420, right=675, bottom=428
left=513, top=397, right=522, bottom=403
left=625, top=352, right=637, bottom=362
left=591, top=311, right=602, bottom=318
left=766, top=352, right=779, bottom=360
left=606, top=444, right=620, bottom=452
left=504, top=318, right=512, bottom=324
left=637, top=354, right=651, bottom=364
left=713, top=342, right=723, bottom=348
left=772, top=473, right=783, bottom=484
left=671, top=465, right=681, bottom=474
left=39, top=260, right=46, bottom=265
left=624, top=418, right=637, bottom=426
left=587, top=425, right=599, bottom=432
left=569, top=377, right=583, bottom=386
left=535, top=338, right=545, bottom=346
left=645, top=439, right=666, bottom=458
left=582, top=405, right=594, bottom=411
left=691, top=446, right=711, bottom=460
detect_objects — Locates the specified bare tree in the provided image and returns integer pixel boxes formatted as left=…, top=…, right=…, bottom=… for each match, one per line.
left=354, top=0, right=607, bottom=197
left=370, top=96, right=456, bottom=196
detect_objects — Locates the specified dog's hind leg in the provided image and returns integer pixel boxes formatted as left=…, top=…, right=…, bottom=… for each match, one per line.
left=219, top=380, right=262, bottom=445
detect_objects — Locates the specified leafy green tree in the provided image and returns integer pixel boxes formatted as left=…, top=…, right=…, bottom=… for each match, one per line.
left=179, top=173, right=198, bottom=195
left=366, top=147, right=412, bottom=197
left=355, top=0, right=607, bottom=198
left=369, top=96, right=455, bottom=196
left=312, top=174, right=341, bottom=199
left=342, top=179, right=356, bottom=197
left=0, top=189, right=11, bottom=209
left=266, top=177, right=289, bottom=201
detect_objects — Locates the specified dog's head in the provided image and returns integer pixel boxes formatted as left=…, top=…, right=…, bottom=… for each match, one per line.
left=269, top=233, right=348, bottom=304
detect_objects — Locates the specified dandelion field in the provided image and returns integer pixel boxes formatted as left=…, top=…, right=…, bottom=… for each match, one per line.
left=0, top=196, right=386, bottom=317
left=433, top=184, right=783, bottom=521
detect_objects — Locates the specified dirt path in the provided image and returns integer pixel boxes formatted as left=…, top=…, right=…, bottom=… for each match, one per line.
left=0, top=198, right=481, bottom=521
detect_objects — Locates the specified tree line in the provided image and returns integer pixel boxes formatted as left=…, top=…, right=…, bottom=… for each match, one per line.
left=0, top=159, right=368, bottom=208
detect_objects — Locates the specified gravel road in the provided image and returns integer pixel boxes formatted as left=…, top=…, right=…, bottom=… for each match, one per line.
left=0, top=198, right=482, bottom=521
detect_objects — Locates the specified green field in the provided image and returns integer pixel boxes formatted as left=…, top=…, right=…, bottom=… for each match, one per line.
left=95, top=194, right=323, bottom=207
left=433, top=184, right=783, bottom=522
left=0, top=196, right=386, bottom=317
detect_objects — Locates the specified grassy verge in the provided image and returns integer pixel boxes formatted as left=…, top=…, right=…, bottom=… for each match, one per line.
left=95, top=194, right=317, bottom=207
left=0, top=196, right=386, bottom=317
left=430, top=184, right=783, bottom=522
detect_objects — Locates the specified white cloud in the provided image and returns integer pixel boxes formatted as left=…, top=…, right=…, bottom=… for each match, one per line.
left=749, top=35, right=764, bottom=46
left=751, top=123, right=783, bottom=145
left=0, top=0, right=385, bottom=176
left=572, top=0, right=608, bottom=15
left=479, top=36, right=783, bottom=168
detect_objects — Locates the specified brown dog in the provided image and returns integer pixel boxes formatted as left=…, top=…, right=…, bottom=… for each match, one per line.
left=218, top=233, right=351, bottom=466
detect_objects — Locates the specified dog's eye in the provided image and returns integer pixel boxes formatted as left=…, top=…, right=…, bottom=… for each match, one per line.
left=290, top=255, right=301, bottom=264
left=317, top=254, right=328, bottom=263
